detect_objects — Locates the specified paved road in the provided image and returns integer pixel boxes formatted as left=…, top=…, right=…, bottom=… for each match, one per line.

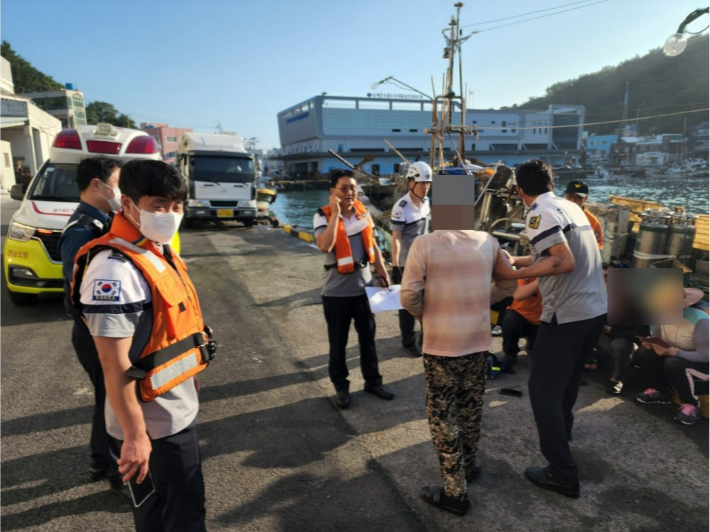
left=1, top=198, right=708, bottom=531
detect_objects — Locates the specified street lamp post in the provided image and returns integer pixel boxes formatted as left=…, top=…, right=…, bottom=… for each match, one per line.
left=663, top=7, right=709, bottom=56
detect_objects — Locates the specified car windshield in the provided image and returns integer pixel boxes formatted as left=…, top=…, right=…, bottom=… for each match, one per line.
left=28, top=163, right=80, bottom=202
left=191, top=156, right=254, bottom=184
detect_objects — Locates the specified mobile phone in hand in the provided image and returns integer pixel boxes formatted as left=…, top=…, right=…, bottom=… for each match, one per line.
left=127, top=472, right=155, bottom=508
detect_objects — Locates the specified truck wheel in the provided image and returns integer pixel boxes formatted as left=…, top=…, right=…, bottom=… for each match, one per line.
left=8, top=290, right=38, bottom=305
left=243, top=218, right=256, bottom=227
left=183, top=218, right=195, bottom=229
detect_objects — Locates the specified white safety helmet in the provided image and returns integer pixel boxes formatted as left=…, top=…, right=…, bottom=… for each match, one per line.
left=406, top=161, right=433, bottom=182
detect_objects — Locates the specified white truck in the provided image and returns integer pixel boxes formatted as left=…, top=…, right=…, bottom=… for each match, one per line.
left=177, top=132, right=258, bottom=227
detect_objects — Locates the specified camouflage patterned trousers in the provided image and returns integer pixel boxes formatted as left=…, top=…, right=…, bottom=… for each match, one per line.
left=423, top=352, right=487, bottom=501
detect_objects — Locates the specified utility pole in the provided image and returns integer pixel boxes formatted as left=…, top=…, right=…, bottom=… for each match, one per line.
left=621, top=81, right=629, bottom=126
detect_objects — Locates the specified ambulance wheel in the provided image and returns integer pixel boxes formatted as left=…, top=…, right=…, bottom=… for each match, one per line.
left=8, top=290, right=38, bottom=305
left=243, top=218, right=256, bottom=227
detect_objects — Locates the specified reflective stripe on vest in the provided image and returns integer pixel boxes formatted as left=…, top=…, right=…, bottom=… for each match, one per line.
left=337, top=256, right=354, bottom=267
left=150, top=352, right=199, bottom=390
left=72, top=213, right=210, bottom=402
left=320, top=200, right=376, bottom=274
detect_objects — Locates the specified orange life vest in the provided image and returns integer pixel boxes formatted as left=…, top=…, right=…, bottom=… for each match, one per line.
left=507, top=278, right=543, bottom=326
left=320, top=200, right=376, bottom=274
left=71, top=213, right=214, bottom=402
left=584, top=209, right=603, bottom=250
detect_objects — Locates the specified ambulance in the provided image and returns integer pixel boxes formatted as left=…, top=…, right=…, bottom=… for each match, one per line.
left=4, top=123, right=175, bottom=305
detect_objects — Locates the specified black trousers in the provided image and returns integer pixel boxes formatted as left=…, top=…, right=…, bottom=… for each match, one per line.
left=528, top=313, right=606, bottom=485
left=392, top=267, right=419, bottom=347
left=110, top=422, right=206, bottom=532
left=596, top=333, right=635, bottom=381
left=71, top=321, right=120, bottom=483
left=501, top=310, right=539, bottom=359
left=322, top=294, right=383, bottom=392
left=634, top=348, right=709, bottom=406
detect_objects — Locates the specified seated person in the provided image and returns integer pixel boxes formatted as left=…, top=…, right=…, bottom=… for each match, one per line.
left=596, top=323, right=649, bottom=395
left=498, top=278, right=542, bottom=366
left=635, top=288, right=709, bottom=425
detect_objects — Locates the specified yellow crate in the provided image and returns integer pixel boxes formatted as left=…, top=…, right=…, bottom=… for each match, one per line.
left=693, top=214, right=709, bottom=251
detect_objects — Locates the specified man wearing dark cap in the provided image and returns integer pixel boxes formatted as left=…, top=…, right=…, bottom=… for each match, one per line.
left=563, top=180, right=603, bottom=249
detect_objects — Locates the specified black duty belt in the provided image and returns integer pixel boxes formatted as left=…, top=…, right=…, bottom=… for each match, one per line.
left=324, top=259, right=368, bottom=272
left=125, top=330, right=217, bottom=381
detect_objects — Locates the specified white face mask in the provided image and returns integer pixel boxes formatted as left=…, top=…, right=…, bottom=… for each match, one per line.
left=99, top=181, right=122, bottom=212
left=130, top=203, right=183, bottom=244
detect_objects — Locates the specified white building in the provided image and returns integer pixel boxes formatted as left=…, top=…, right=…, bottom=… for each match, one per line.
left=1, top=57, right=62, bottom=192
left=274, top=94, right=585, bottom=177
left=21, top=85, right=87, bottom=129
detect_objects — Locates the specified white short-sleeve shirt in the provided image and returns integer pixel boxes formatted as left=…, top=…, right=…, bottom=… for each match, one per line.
left=80, top=248, right=199, bottom=440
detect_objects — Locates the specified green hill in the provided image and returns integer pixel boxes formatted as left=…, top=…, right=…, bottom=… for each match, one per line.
left=1, top=40, right=136, bottom=128
left=506, top=34, right=709, bottom=135
left=1, top=41, right=63, bottom=93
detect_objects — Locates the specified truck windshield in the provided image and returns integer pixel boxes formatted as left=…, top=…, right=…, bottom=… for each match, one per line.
left=28, top=163, right=80, bottom=202
left=191, top=156, right=255, bottom=183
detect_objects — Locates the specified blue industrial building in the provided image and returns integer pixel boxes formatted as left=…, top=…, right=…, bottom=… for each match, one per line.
left=272, top=94, right=586, bottom=177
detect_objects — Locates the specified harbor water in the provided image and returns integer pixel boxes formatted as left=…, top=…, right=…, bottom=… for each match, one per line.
left=269, top=189, right=330, bottom=228
left=270, top=175, right=708, bottom=228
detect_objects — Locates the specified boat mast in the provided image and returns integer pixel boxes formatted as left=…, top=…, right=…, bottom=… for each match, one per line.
left=427, top=2, right=477, bottom=170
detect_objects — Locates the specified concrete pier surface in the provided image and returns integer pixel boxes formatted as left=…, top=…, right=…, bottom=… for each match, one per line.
left=1, top=220, right=708, bottom=531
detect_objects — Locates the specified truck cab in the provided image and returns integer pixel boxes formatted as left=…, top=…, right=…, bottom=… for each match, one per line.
left=177, top=133, right=258, bottom=227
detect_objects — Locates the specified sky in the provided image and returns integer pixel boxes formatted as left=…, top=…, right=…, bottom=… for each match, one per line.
left=1, top=0, right=707, bottom=150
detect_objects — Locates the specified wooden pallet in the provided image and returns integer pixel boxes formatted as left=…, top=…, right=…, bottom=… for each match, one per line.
left=693, top=214, right=709, bottom=251
left=609, top=195, right=663, bottom=233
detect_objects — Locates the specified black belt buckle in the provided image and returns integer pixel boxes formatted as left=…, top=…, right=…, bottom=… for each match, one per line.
left=199, top=327, right=217, bottom=363
left=126, top=365, right=147, bottom=381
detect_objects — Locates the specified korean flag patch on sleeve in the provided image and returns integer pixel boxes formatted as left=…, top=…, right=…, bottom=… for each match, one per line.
left=93, top=279, right=122, bottom=302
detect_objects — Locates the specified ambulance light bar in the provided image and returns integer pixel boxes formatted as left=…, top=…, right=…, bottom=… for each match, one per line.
left=87, top=140, right=122, bottom=154
left=126, top=136, right=160, bottom=154
left=52, top=130, right=82, bottom=150
left=95, top=123, right=119, bottom=136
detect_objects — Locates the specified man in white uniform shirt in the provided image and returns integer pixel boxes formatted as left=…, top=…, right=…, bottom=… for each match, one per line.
left=390, top=161, right=432, bottom=357
left=510, top=160, right=607, bottom=499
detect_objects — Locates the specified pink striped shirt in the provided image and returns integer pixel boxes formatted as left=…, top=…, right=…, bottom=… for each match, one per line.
left=400, top=230, right=515, bottom=357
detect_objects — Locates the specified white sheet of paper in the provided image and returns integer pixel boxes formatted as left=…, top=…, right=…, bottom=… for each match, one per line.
left=365, top=284, right=404, bottom=313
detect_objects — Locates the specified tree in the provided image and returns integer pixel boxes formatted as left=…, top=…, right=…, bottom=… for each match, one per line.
left=86, top=101, right=136, bottom=128
left=86, top=101, right=119, bottom=124
left=1, top=40, right=63, bottom=93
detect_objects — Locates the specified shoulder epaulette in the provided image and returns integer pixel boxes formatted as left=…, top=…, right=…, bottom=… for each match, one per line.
left=108, top=249, right=128, bottom=262
left=63, top=212, right=105, bottom=236
left=399, top=200, right=407, bottom=207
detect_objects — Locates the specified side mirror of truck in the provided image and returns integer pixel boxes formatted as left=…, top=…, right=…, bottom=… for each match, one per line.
left=10, top=183, right=26, bottom=201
